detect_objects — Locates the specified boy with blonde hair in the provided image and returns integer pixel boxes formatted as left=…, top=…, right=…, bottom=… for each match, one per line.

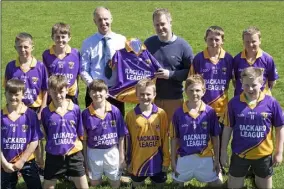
left=125, top=78, right=170, bottom=189
left=170, top=74, right=222, bottom=188
left=4, top=32, right=48, bottom=119
left=42, top=22, right=80, bottom=104
left=40, top=75, right=88, bottom=189
left=82, top=79, right=128, bottom=188
left=1, top=78, right=43, bottom=189
left=221, top=67, right=284, bottom=189
left=233, top=26, right=278, bottom=96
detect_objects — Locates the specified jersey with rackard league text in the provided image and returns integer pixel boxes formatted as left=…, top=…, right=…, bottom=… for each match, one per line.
left=1, top=105, right=43, bottom=162
left=82, top=101, right=128, bottom=149
left=190, top=48, right=233, bottom=117
left=233, top=49, right=278, bottom=96
left=4, top=58, right=48, bottom=108
left=108, top=39, right=161, bottom=103
left=170, top=101, right=221, bottom=157
left=42, top=45, right=80, bottom=98
left=125, top=104, right=170, bottom=176
left=41, top=100, right=84, bottom=156
left=223, top=92, right=284, bottom=159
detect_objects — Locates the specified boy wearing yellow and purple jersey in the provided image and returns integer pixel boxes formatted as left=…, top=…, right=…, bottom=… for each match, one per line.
left=233, top=26, right=278, bottom=96
left=40, top=75, right=88, bottom=189
left=4, top=32, right=48, bottom=120
left=82, top=79, right=128, bottom=188
left=1, top=79, right=43, bottom=189
left=221, top=67, right=284, bottom=189
left=42, top=23, right=80, bottom=104
left=170, top=74, right=222, bottom=188
left=190, top=26, right=233, bottom=119
left=125, top=79, right=170, bottom=189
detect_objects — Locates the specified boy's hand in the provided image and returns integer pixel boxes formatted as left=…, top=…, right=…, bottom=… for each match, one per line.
left=171, top=161, right=179, bottom=177
left=119, top=161, right=127, bottom=171
left=13, top=159, right=25, bottom=171
left=154, top=68, right=169, bottom=79
left=3, top=162, right=15, bottom=173
left=213, top=161, right=221, bottom=173
left=273, top=152, right=283, bottom=167
left=37, top=111, right=42, bottom=121
left=36, top=157, right=44, bottom=169
left=220, top=152, right=229, bottom=168
left=162, top=166, right=168, bottom=172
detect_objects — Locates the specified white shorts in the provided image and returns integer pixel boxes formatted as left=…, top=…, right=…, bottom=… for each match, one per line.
left=172, top=154, right=219, bottom=183
left=87, top=145, right=121, bottom=181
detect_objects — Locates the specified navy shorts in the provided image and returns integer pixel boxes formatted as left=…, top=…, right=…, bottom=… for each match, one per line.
left=131, top=171, right=167, bottom=183
left=44, top=151, right=85, bottom=180
left=1, top=159, right=42, bottom=189
left=229, top=153, right=273, bottom=178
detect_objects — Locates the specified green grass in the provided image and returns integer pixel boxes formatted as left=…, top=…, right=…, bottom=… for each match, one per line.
left=1, top=1, right=284, bottom=189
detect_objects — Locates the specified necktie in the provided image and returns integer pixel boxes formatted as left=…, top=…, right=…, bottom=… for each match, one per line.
left=102, top=37, right=112, bottom=79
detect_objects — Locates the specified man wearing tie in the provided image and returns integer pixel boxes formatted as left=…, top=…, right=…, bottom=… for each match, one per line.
left=80, top=6, right=126, bottom=115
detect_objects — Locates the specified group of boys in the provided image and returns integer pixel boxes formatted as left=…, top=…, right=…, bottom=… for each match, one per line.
left=1, top=6, right=284, bottom=189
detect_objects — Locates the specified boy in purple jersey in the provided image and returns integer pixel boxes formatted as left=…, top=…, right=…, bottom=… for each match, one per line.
left=1, top=79, right=43, bottom=189
left=42, top=22, right=80, bottom=104
left=4, top=32, right=48, bottom=120
left=170, top=74, right=222, bottom=188
left=221, top=67, right=284, bottom=189
left=82, top=79, right=128, bottom=188
left=40, top=75, right=88, bottom=189
left=190, top=26, right=233, bottom=174
left=233, top=26, right=278, bottom=96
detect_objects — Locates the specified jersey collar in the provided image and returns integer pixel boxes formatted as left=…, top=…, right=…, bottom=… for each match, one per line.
left=49, top=45, right=71, bottom=55
left=15, top=57, right=37, bottom=68
left=240, top=92, right=265, bottom=109
left=3, top=103, right=28, bottom=115
left=182, top=101, right=206, bottom=119
left=241, top=49, right=263, bottom=59
left=203, top=48, right=226, bottom=59
left=49, top=99, right=74, bottom=112
left=134, top=104, right=158, bottom=115
left=88, top=101, right=112, bottom=117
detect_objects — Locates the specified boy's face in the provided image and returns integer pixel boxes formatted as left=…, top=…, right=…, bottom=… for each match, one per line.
left=15, top=40, right=33, bottom=59
left=136, top=86, right=156, bottom=106
left=153, top=14, right=172, bottom=41
left=205, top=31, right=223, bottom=49
left=5, top=90, right=24, bottom=106
left=52, top=33, right=71, bottom=48
left=89, top=89, right=108, bottom=104
left=242, top=77, right=262, bottom=100
left=243, top=34, right=261, bottom=53
left=94, top=8, right=112, bottom=35
left=49, top=87, right=68, bottom=105
left=185, top=83, right=205, bottom=102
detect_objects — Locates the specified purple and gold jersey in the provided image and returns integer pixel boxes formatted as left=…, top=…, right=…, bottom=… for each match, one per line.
left=4, top=57, right=48, bottom=108
left=223, top=92, right=284, bottom=159
left=109, top=39, right=161, bottom=103
left=170, top=101, right=221, bottom=157
left=82, top=101, right=128, bottom=149
left=41, top=100, right=84, bottom=156
left=42, top=45, right=80, bottom=98
left=233, top=50, right=279, bottom=96
left=1, top=104, right=43, bottom=163
left=125, top=104, right=170, bottom=176
left=190, top=49, right=233, bottom=117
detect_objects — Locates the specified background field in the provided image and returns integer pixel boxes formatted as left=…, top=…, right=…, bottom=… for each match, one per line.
left=1, top=1, right=284, bottom=189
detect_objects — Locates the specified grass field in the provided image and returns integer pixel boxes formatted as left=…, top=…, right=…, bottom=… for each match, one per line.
left=1, top=1, right=284, bottom=189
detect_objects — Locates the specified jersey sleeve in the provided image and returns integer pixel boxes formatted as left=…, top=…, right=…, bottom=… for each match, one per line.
left=115, top=109, right=128, bottom=138
left=267, top=56, right=279, bottom=82
left=272, top=98, right=284, bottom=127
left=159, top=109, right=170, bottom=167
left=40, top=62, right=48, bottom=91
left=40, top=108, right=48, bottom=138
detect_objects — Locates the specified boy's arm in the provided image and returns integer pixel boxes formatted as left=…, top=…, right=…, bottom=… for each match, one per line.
left=38, top=90, right=47, bottom=120
left=273, top=126, right=284, bottom=166
left=170, top=138, right=178, bottom=173
left=1, top=151, right=15, bottom=173
left=118, top=136, right=126, bottom=169
left=220, top=126, right=232, bottom=167
left=80, top=42, right=93, bottom=86
left=212, top=136, right=220, bottom=173
left=13, top=140, right=38, bottom=170
left=35, top=139, right=45, bottom=168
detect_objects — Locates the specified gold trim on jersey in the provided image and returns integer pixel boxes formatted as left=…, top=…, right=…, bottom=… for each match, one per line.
left=203, top=48, right=226, bottom=64
left=240, top=92, right=265, bottom=109
left=49, top=99, right=74, bottom=116
left=3, top=103, right=28, bottom=122
left=182, top=101, right=206, bottom=119
left=88, top=101, right=112, bottom=119
left=241, top=49, right=263, bottom=65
